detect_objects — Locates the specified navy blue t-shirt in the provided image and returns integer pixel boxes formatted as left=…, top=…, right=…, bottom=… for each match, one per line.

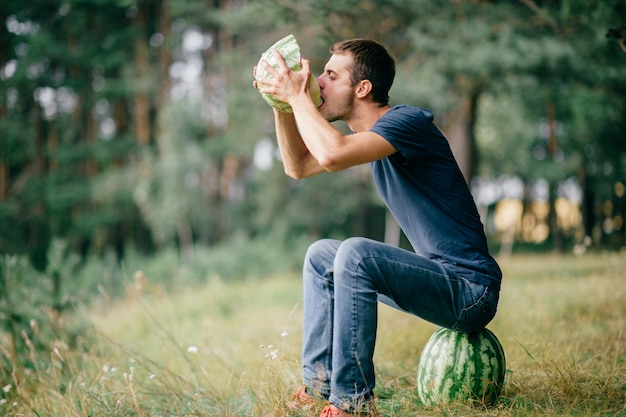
left=370, top=105, right=501, bottom=289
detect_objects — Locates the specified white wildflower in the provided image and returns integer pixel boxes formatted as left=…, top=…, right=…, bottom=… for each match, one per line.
left=53, top=347, right=64, bottom=360
left=187, top=345, right=198, bottom=354
left=265, top=349, right=279, bottom=360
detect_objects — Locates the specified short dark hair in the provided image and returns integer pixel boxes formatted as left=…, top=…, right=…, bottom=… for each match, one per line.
left=329, top=39, right=395, bottom=106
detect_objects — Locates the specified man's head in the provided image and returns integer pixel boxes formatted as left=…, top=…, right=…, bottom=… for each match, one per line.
left=329, top=39, right=395, bottom=106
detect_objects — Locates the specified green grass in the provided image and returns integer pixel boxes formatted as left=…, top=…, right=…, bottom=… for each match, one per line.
left=1, top=252, right=625, bottom=416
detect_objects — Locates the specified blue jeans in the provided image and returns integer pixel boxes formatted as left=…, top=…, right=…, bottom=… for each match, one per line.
left=301, top=238, right=499, bottom=412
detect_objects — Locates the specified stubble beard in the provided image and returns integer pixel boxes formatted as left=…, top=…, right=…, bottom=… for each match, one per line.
left=321, top=93, right=354, bottom=123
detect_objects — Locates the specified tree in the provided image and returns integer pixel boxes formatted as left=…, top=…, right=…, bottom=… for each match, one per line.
left=473, top=0, right=626, bottom=249
left=0, top=0, right=152, bottom=265
left=1, top=0, right=624, bottom=271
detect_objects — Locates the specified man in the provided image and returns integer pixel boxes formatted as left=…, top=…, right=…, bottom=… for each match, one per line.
left=254, top=39, right=502, bottom=417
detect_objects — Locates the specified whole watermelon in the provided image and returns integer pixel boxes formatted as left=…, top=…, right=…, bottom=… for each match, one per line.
left=416, top=327, right=506, bottom=406
left=256, top=34, right=322, bottom=112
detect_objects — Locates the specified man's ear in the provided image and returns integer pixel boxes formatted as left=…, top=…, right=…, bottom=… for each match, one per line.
left=355, top=80, right=372, bottom=99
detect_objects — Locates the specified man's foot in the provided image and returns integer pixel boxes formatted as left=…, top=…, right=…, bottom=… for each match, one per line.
left=319, top=405, right=350, bottom=417
left=319, top=404, right=377, bottom=417
left=286, top=386, right=315, bottom=413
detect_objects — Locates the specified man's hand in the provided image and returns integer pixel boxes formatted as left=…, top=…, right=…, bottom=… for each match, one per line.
left=254, top=50, right=311, bottom=107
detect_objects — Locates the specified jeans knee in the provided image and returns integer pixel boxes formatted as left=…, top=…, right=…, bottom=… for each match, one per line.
left=334, top=237, right=372, bottom=274
left=305, top=239, right=338, bottom=263
left=304, top=239, right=340, bottom=280
left=338, top=237, right=371, bottom=254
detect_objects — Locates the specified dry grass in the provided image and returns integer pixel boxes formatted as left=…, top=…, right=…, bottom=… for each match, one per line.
left=1, top=252, right=625, bottom=416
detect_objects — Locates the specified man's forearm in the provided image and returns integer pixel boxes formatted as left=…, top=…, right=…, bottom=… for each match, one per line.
left=273, top=109, right=324, bottom=178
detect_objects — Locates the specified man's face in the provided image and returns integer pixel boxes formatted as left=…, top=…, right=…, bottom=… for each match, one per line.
left=317, top=53, right=356, bottom=122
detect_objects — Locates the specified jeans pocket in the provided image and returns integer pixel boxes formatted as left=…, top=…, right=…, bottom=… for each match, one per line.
left=452, top=283, right=499, bottom=333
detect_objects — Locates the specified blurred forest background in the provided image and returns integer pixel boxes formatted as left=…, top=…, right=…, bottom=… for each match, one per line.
left=1, top=1, right=625, bottom=298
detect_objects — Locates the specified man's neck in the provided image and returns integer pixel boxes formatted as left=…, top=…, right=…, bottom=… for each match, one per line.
left=346, top=103, right=392, bottom=133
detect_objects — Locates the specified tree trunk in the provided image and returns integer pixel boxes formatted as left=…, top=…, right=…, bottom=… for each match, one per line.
left=157, top=0, right=172, bottom=110
left=0, top=259, right=19, bottom=362
left=442, top=77, right=482, bottom=184
left=48, top=119, right=58, bottom=173
left=549, top=180, right=563, bottom=252
left=134, top=3, right=151, bottom=146
left=579, top=167, right=594, bottom=242
left=0, top=87, right=6, bottom=202
left=0, top=163, right=6, bottom=202
left=0, top=101, right=6, bottom=198
left=0, top=0, right=8, bottom=201
left=384, top=210, right=401, bottom=247
left=85, top=105, right=97, bottom=176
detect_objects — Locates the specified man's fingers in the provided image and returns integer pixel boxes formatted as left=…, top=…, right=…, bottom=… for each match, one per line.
left=252, top=65, right=259, bottom=88
left=253, top=60, right=274, bottom=91
left=257, top=58, right=279, bottom=80
left=253, top=50, right=306, bottom=98
left=271, top=49, right=289, bottom=70
left=256, top=51, right=293, bottom=85
left=301, top=58, right=310, bottom=73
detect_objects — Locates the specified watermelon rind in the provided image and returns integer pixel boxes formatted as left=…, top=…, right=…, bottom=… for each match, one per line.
left=256, top=34, right=322, bottom=112
left=416, top=327, right=506, bottom=407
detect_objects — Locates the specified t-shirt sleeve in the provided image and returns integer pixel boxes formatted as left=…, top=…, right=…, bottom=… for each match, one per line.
left=370, top=105, right=447, bottom=166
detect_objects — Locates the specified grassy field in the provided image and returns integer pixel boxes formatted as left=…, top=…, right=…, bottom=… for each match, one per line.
left=1, top=252, right=625, bottom=416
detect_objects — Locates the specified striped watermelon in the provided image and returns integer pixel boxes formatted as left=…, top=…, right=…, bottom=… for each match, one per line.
left=256, top=34, right=322, bottom=112
left=416, top=327, right=506, bottom=407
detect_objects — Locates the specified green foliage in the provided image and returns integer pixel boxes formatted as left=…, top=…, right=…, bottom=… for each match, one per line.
left=118, top=232, right=312, bottom=286
left=246, top=164, right=384, bottom=241
left=0, top=232, right=310, bottom=375
left=0, top=240, right=86, bottom=370
left=1, top=0, right=625, bottom=286
left=133, top=98, right=215, bottom=246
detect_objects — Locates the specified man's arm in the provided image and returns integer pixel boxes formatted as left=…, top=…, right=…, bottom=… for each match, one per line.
left=273, top=109, right=327, bottom=179
left=274, top=106, right=394, bottom=179
left=256, top=52, right=396, bottom=178
left=287, top=93, right=396, bottom=174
